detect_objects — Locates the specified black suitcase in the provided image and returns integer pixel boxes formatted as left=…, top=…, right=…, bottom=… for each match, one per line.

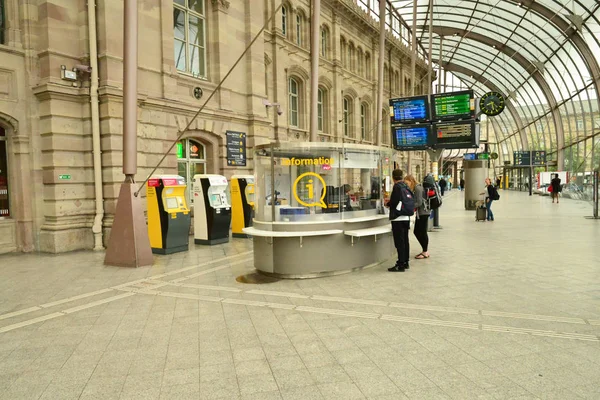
left=476, top=206, right=487, bottom=221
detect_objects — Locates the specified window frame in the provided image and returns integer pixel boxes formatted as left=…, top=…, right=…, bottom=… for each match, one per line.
left=296, top=13, right=302, bottom=47
left=173, top=0, right=207, bottom=79
left=317, top=88, right=324, bottom=132
left=320, top=27, right=328, bottom=58
left=0, top=0, right=5, bottom=45
left=343, top=97, right=352, bottom=137
left=282, top=6, right=287, bottom=36
left=177, top=138, right=207, bottom=204
left=0, top=126, right=10, bottom=218
left=289, top=77, right=300, bottom=128
left=360, top=103, right=369, bottom=141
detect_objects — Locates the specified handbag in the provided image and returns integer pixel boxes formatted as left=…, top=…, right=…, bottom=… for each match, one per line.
left=548, top=185, right=553, bottom=193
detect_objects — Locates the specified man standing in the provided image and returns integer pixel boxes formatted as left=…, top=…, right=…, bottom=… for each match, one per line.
left=386, top=169, right=414, bottom=272
left=439, top=177, right=447, bottom=196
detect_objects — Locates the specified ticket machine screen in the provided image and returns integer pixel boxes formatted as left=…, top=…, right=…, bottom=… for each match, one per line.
left=210, top=194, right=222, bottom=207
left=165, top=197, right=178, bottom=210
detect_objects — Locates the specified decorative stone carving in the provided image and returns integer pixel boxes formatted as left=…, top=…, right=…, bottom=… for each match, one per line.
left=211, top=0, right=230, bottom=12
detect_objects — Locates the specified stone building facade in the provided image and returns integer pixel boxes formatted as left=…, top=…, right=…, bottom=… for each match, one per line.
left=0, top=0, right=430, bottom=254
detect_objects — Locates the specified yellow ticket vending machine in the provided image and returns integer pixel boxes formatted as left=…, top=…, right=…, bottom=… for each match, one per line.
left=147, top=175, right=191, bottom=254
left=231, top=175, right=255, bottom=238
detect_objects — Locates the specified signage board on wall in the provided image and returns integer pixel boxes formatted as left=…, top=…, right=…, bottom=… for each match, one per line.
left=432, top=120, right=479, bottom=149
left=226, top=131, right=247, bottom=167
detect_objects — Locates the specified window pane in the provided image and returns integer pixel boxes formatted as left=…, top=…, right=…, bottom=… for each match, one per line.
left=174, top=39, right=186, bottom=72
left=190, top=45, right=204, bottom=77
left=173, top=9, right=186, bottom=40
left=189, top=139, right=204, bottom=159
left=0, top=137, right=10, bottom=217
left=188, top=0, right=204, bottom=15
left=176, top=140, right=186, bottom=159
left=188, top=15, right=203, bottom=47
left=282, top=7, right=287, bottom=35
left=190, top=162, right=205, bottom=177
left=174, top=0, right=185, bottom=7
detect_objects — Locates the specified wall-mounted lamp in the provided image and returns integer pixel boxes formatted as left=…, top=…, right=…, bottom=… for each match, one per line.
left=263, top=99, right=283, bottom=116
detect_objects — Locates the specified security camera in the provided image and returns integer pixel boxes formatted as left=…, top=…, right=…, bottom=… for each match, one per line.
left=74, top=64, right=92, bottom=73
left=276, top=106, right=283, bottom=116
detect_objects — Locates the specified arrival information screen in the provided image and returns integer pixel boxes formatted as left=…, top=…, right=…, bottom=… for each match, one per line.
left=393, top=126, right=430, bottom=150
left=389, top=96, right=429, bottom=124
left=434, top=121, right=476, bottom=148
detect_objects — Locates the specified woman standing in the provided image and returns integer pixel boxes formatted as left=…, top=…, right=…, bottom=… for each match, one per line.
left=405, top=175, right=430, bottom=259
left=550, top=173, right=561, bottom=204
left=482, top=178, right=495, bottom=221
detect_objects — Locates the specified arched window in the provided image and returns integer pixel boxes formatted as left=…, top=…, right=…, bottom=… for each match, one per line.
left=383, top=66, right=389, bottom=90
left=296, top=13, right=303, bottom=46
left=360, top=103, right=370, bottom=141
left=281, top=6, right=287, bottom=36
left=173, top=0, right=207, bottom=78
left=394, top=71, right=400, bottom=93
left=365, top=53, right=371, bottom=79
left=320, top=26, right=328, bottom=58
left=357, top=49, right=364, bottom=77
left=317, top=88, right=325, bottom=132
left=348, top=43, right=355, bottom=72
left=0, top=126, right=9, bottom=217
left=343, top=97, right=353, bottom=137
left=289, top=77, right=300, bottom=127
left=382, top=109, right=389, bottom=144
left=177, top=138, right=206, bottom=203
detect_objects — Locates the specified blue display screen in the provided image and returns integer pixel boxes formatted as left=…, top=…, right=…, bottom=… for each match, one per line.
left=393, top=126, right=430, bottom=150
left=389, top=96, right=429, bottom=123
left=463, top=153, right=476, bottom=160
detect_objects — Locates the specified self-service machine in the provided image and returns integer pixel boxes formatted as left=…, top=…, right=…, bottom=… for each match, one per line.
left=230, top=175, right=255, bottom=238
left=147, top=175, right=191, bottom=254
left=193, top=174, right=232, bottom=245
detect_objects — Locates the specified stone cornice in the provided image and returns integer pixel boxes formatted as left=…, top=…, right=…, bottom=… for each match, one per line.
left=211, top=0, right=230, bottom=12
left=32, top=83, right=89, bottom=102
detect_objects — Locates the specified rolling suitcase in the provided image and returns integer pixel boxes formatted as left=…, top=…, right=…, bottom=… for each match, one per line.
left=476, top=206, right=487, bottom=221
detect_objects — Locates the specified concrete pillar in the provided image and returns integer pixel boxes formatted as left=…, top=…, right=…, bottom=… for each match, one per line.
left=464, top=160, right=487, bottom=210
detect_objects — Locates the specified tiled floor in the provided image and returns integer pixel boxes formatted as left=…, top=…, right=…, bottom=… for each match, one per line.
left=1, top=190, right=600, bottom=400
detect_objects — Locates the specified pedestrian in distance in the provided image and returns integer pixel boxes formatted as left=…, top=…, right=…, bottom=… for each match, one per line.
left=405, top=175, right=430, bottom=260
left=459, top=178, right=465, bottom=191
left=439, top=177, right=447, bottom=196
left=550, top=173, right=562, bottom=204
left=385, top=169, right=414, bottom=272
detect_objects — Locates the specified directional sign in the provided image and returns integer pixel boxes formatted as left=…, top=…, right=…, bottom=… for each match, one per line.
left=226, top=131, right=246, bottom=167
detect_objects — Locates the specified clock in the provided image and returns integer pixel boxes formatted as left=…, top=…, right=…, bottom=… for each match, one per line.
left=479, top=91, right=505, bottom=116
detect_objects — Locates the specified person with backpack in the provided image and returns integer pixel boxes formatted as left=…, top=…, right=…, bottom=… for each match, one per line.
left=480, top=178, right=499, bottom=221
left=439, top=177, right=447, bottom=196
left=405, top=175, right=430, bottom=260
left=550, top=173, right=561, bottom=204
left=385, top=169, right=414, bottom=272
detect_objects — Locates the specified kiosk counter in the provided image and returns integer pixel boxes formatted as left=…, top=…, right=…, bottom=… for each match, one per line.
left=245, top=143, right=395, bottom=278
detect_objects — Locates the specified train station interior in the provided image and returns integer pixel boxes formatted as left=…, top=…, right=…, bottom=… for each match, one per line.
left=1, top=0, right=600, bottom=399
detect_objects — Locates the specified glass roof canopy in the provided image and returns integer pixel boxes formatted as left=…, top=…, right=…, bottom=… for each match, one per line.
left=381, top=0, right=600, bottom=171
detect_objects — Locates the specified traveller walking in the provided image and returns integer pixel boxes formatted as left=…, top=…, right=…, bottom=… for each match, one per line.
left=459, top=178, right=465, bottom=191
left=480, top=178, right=497, bottom=221
left=550, top=173, right=561, bottom=204
left=386, top=169, right=414, bottom=272
left=439, top=177, right=447, bottom=196
left=405, top=175, right=430, bottom=259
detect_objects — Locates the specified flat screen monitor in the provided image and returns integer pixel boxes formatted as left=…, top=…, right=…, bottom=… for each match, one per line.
left=431, top=90, right=475, bottom=121
left=389, top=95, right=430, bottom=124
left=392, top=125, right=433, bottom=150
left=210, top=194, right=222, bottom=207
left=433, top=120, right=479, bottom=149
left=165, top=197, right=178, bottom=210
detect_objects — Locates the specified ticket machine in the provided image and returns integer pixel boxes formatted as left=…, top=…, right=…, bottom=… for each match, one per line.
left=147, top=175, right=191, bottom=254
left=193, top=174, right=232, bottom=245
left=230, top=175, right=255, bottom=238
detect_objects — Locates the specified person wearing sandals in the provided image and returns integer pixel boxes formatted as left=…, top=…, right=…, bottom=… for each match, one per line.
left=405, top=175, right=430, bottom=260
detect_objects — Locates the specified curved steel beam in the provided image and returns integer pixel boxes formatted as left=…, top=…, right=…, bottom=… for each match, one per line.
left=442, top=62, right=529, bottom=151
left=433, top=26, right=564, bottom=168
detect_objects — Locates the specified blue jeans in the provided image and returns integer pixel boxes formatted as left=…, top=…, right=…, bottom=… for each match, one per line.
left=486, top=199, right=494, bottom=221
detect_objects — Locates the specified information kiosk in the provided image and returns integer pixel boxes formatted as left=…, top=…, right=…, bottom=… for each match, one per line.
left=231, top=175, right=255, bottom=238
left=193, top=174, right=232, bottom=245
left=147, top=175, right=191, bottom=254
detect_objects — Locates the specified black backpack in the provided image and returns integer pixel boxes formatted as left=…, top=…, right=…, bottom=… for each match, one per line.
left=423, top=176, right=442, bottom=210
left=492, top=186, right=500, bottom=201
left=392, top=182, right=415, bottom=217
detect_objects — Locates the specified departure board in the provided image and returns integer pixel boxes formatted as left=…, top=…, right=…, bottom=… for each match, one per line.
left=514, top=150, right=546, bottom=166
left=389, top=95, right=430, bottom=124
left=433, top=121, right=479, bottom=149
left=532, top=150, right=546, bottom=166
left=392, top=125, right=432, bottom=150
left=431, top=90, right=475, bottom=121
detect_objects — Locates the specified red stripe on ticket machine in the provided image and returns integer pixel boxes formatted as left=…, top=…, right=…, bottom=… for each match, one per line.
left=161, top=178, right=179, bottom=186
left=148, top=178, right=160, bottom=187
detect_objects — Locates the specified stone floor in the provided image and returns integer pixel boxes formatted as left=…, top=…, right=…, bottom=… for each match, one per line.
left=1, top=190, right=600, bottom=400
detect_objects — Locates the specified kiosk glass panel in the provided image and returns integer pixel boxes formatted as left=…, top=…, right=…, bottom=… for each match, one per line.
left=210, top=194, right=222, bottom=206
left=253, top=143, right=391, bottom=223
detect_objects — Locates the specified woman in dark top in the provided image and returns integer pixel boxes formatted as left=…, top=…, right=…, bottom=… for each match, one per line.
left=482, top=178, right=495, bottom=221
left=405, top=175, right=430, bottom=259
left=551, top=174, right=561, bottom=204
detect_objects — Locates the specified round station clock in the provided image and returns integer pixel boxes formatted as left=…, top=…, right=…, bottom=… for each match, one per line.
left=479, top=91, right=506, bottom=116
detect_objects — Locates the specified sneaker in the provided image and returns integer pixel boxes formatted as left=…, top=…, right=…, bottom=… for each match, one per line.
left=388, top=264, right=406, bottom=272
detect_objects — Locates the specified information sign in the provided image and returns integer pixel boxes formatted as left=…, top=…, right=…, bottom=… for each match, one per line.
left=477, top=153, right=489, bottom=160
left=226, top=131, right=246, bottom=166
left=513, top=151, right=530, bottom=166
left=431, top=90, right=475, bottom=121
left=389, top=95, right=430, bottom=124
left=463, top=153, right=476, bottom=160
left=432, top=120, right=479, bottom=149
left=532, top=150, right=546, bottom=166
left=392, top=125, right=432, bottom=150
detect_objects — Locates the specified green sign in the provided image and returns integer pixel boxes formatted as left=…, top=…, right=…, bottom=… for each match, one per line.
left=477, top=153, right=489, bottom=160
left=433, top=91, right=474, bottom=120
left=58, top=175, right=71, bottom=180
left=176, top=141, right=184, bottom=159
